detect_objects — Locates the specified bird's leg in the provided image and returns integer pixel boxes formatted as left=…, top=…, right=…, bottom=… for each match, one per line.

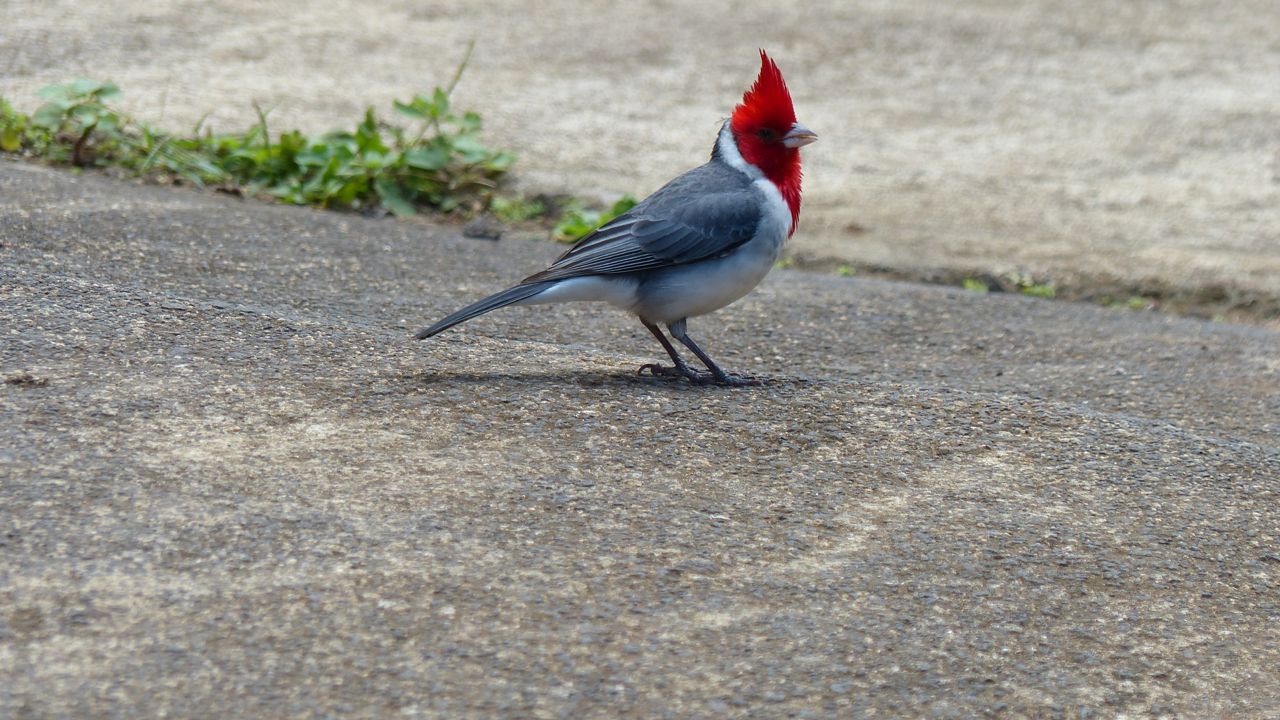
left=667, top=319, right=760, bottom=387
left=636, top=320, right=714, bottom=383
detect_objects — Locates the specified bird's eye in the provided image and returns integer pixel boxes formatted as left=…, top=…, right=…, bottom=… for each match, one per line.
left=756, top=128, right=777, bottom=141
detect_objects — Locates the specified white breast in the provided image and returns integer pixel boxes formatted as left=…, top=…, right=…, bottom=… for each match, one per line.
left=630, top=229, right=782, bottom=323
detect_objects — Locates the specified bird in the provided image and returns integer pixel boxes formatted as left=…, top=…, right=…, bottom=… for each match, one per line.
left=416, top=50, right=817, bottom=386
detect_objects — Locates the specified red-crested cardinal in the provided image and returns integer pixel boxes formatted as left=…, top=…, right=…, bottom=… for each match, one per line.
left=417, top=50, right=816, bottom=386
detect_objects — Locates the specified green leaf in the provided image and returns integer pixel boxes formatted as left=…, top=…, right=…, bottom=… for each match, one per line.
left=608, top=195, right=638, bottom=217
left=360, top=149, right=388, bottom=170
left=277, top=129, right=307, bottom=151
left=552, top=206, right=602, bottom=242
left=295, top=146, right=333, bottom=167
left=332, top=178, right=365, bottom=206
left=95, top=82, right=122, bottom=101
left=68, top=79, right=107, bottom=97
left=375, top=177, right=416, bottom=216
left=485, top=151, right=515, bottom=171
left=30, top=102, right=69, bottom=130
left=403, top=146, right=448, bottom=171
left=490, top=195, right=545, bottom=222
left=431, top=88, right=450, bottom=117
left=393, top=99, right=427, bottom=120
left=551, top=195, right=639, bottom=243
left=70, top=103, right=102, bottom=121
left=95, top=114, right=121, bottom=135
left=301, top=167, right=329, bottom=197
left=36, top=82, right=74, bottom=100
left=355, top=108, right=388, bottom=153
left=38, top=79, right=121, bottom=103
left=451, top=135, right=490, bottom=162
left=1, top=127, right=20, bottom=152
left=1020, top=284, right=1055, bottom=299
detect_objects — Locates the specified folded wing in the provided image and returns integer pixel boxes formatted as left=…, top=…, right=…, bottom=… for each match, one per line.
left=525, top=163, right=762, bottom=284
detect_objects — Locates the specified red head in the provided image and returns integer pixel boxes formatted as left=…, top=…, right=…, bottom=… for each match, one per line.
left=730, top=50, right=816, bottom=235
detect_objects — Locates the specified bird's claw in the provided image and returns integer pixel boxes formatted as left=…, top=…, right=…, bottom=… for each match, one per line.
left=714, top=372, right=761, bottom=387
left=637, top=363, right=689, bottom=379
left=637, top=363, right=759, bottom=387
left=637, top=362, right=713, bottom=384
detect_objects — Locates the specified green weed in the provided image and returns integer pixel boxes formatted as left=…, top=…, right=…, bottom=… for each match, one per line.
left=1003, top=272, right=1055, bottom=299
left=0, top=45, right=513, bottom=217
left=490, top=195, right=547, bottom=223
left=553, top=195, right=638, bottom=243
left=1019, top=283, right=1055, bottom=299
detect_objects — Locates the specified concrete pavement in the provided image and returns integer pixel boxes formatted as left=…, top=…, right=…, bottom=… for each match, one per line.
left=2, top=160, right=1277, bottom=717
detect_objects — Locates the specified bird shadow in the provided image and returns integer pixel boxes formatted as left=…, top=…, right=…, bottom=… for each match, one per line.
left=395, top=367, right=811, bottom=391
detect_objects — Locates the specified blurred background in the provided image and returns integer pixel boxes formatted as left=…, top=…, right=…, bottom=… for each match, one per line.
left=3, top=0, right=1277, bottom=322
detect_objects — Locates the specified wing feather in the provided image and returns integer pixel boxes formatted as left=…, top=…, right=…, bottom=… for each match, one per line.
left=525, top=161, right=761, bottom=284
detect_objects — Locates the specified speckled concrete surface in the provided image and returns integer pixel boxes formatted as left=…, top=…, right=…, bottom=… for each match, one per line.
left=3, top=0, right=1278, bottom=317
left=2, top=161, right=1278, bottom=717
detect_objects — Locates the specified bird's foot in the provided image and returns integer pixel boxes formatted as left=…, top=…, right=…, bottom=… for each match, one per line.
left=637, top=363, right=693, bottom=380
left=637, top=363, right=759, bottom=387
left=712, top=371, right=761, bottom=387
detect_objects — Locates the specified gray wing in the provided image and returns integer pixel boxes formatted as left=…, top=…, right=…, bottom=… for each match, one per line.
left=524, top=162, right=762, bottom=284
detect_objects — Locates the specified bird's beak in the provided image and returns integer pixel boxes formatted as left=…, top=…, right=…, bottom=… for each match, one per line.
left=782, top=122, right=818, bottom=149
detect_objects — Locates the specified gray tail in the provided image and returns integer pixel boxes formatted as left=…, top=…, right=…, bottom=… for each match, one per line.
left=415, top=281, right=555, bottom=339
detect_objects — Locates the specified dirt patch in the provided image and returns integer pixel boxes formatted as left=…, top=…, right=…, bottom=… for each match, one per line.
left=3, top=0, right=1277, bottom=320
